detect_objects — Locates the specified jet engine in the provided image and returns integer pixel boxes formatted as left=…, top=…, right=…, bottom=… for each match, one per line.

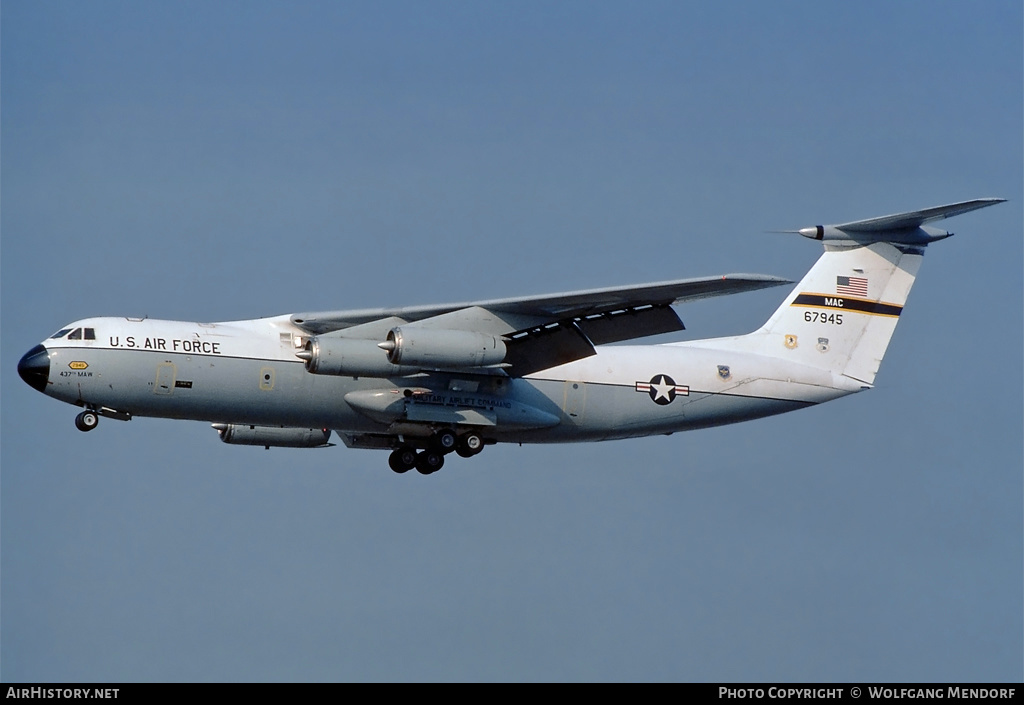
left=379, top=327, right=507, bottom=368
left=212, top=424, right=332, bottom=448
left=296, top=337, right=415, bottom=377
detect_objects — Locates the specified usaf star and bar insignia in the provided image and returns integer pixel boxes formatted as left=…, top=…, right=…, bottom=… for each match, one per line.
left=635, top=374, right=689, bottom=405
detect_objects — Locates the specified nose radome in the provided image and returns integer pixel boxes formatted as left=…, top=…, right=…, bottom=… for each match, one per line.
left=18, top=344, right=50, bottom=393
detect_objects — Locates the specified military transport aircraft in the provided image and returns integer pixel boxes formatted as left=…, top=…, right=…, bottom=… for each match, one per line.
left=18, top=199, right=1003, bottom=474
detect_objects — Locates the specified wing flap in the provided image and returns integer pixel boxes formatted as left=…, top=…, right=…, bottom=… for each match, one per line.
left=500, top=304, right=683, bottom=374
left=503, top=321, right=597, bottom=376
left=574, top=303, right=684, bottom=345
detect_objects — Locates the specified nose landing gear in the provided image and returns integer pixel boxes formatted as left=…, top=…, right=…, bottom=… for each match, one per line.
left=75, top=410, right=99, bottom=432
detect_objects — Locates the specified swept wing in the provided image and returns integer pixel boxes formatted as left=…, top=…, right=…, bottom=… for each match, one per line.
left=290, top=273, right=790, bottom=375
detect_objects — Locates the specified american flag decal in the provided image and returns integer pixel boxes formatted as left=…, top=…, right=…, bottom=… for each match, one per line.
left=836, top=275, right=868, bottom=297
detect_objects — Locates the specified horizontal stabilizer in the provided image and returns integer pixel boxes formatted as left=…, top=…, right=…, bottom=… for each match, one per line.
left=835, top=198, right=1006, bottom=231
left=796, top=198, right=1005, bottom=245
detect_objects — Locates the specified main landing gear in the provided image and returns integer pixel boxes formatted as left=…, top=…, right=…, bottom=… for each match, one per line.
left=71, top=406, right=130, bottom=432
left=387, top=429, right=485, bottom=475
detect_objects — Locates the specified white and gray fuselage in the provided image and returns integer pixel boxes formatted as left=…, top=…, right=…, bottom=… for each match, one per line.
left=24, top=313, right=859, bottom=446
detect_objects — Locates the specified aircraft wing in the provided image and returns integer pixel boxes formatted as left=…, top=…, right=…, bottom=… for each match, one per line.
left=290, top=273, right=790, bottom=375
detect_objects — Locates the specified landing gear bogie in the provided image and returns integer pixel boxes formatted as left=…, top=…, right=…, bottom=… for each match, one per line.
left=388, top=432, right=487, bottom=473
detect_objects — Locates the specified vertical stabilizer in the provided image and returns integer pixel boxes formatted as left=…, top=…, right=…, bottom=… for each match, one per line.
left=754, top=242, right=923, bottom=385
left=721, top=199, right=1003, bottom=386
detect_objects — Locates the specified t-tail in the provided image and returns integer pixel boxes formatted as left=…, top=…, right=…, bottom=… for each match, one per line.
left=724, top=199, right=1004, bottom=387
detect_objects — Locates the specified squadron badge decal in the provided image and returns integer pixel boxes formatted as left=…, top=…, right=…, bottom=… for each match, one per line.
left=635, top=374, right=689, bottom=405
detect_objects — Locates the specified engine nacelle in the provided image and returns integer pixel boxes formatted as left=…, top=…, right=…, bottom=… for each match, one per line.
left=297, top=336, right=415, bottom=377
left=382, top=327, right=507, bottom=368
left=212, top=424, right=332, bottom=448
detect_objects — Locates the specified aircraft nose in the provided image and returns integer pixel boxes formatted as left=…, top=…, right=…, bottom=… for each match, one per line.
left=18, top=344, right=50, bottom=393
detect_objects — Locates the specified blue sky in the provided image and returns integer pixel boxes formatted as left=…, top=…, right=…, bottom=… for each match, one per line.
left=2, top=1, right=1021, bottom=682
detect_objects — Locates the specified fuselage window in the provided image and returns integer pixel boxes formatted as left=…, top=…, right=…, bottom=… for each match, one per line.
left=49, top=328, right=72, bottom=339
left=84, top=328, right=96, bottom=340
left=68, top=328, right=83, bottom=340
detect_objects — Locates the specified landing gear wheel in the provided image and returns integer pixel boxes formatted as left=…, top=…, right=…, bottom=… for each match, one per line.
left=456, top=432, right=483, bottom=458
left=388, top=447, right=417, bottom=473
left=75, top=410, right=99, bottom=432
left=415, top=450, right=445, bottom=475
left=433, top=428, right=458, bottom=454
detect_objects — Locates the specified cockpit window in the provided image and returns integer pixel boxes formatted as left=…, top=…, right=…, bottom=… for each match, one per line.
left=48, top=327, right=96, bottom=341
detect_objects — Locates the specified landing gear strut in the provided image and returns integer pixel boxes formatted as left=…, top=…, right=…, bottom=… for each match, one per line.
left=75, top=410, right=99, bottom=432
